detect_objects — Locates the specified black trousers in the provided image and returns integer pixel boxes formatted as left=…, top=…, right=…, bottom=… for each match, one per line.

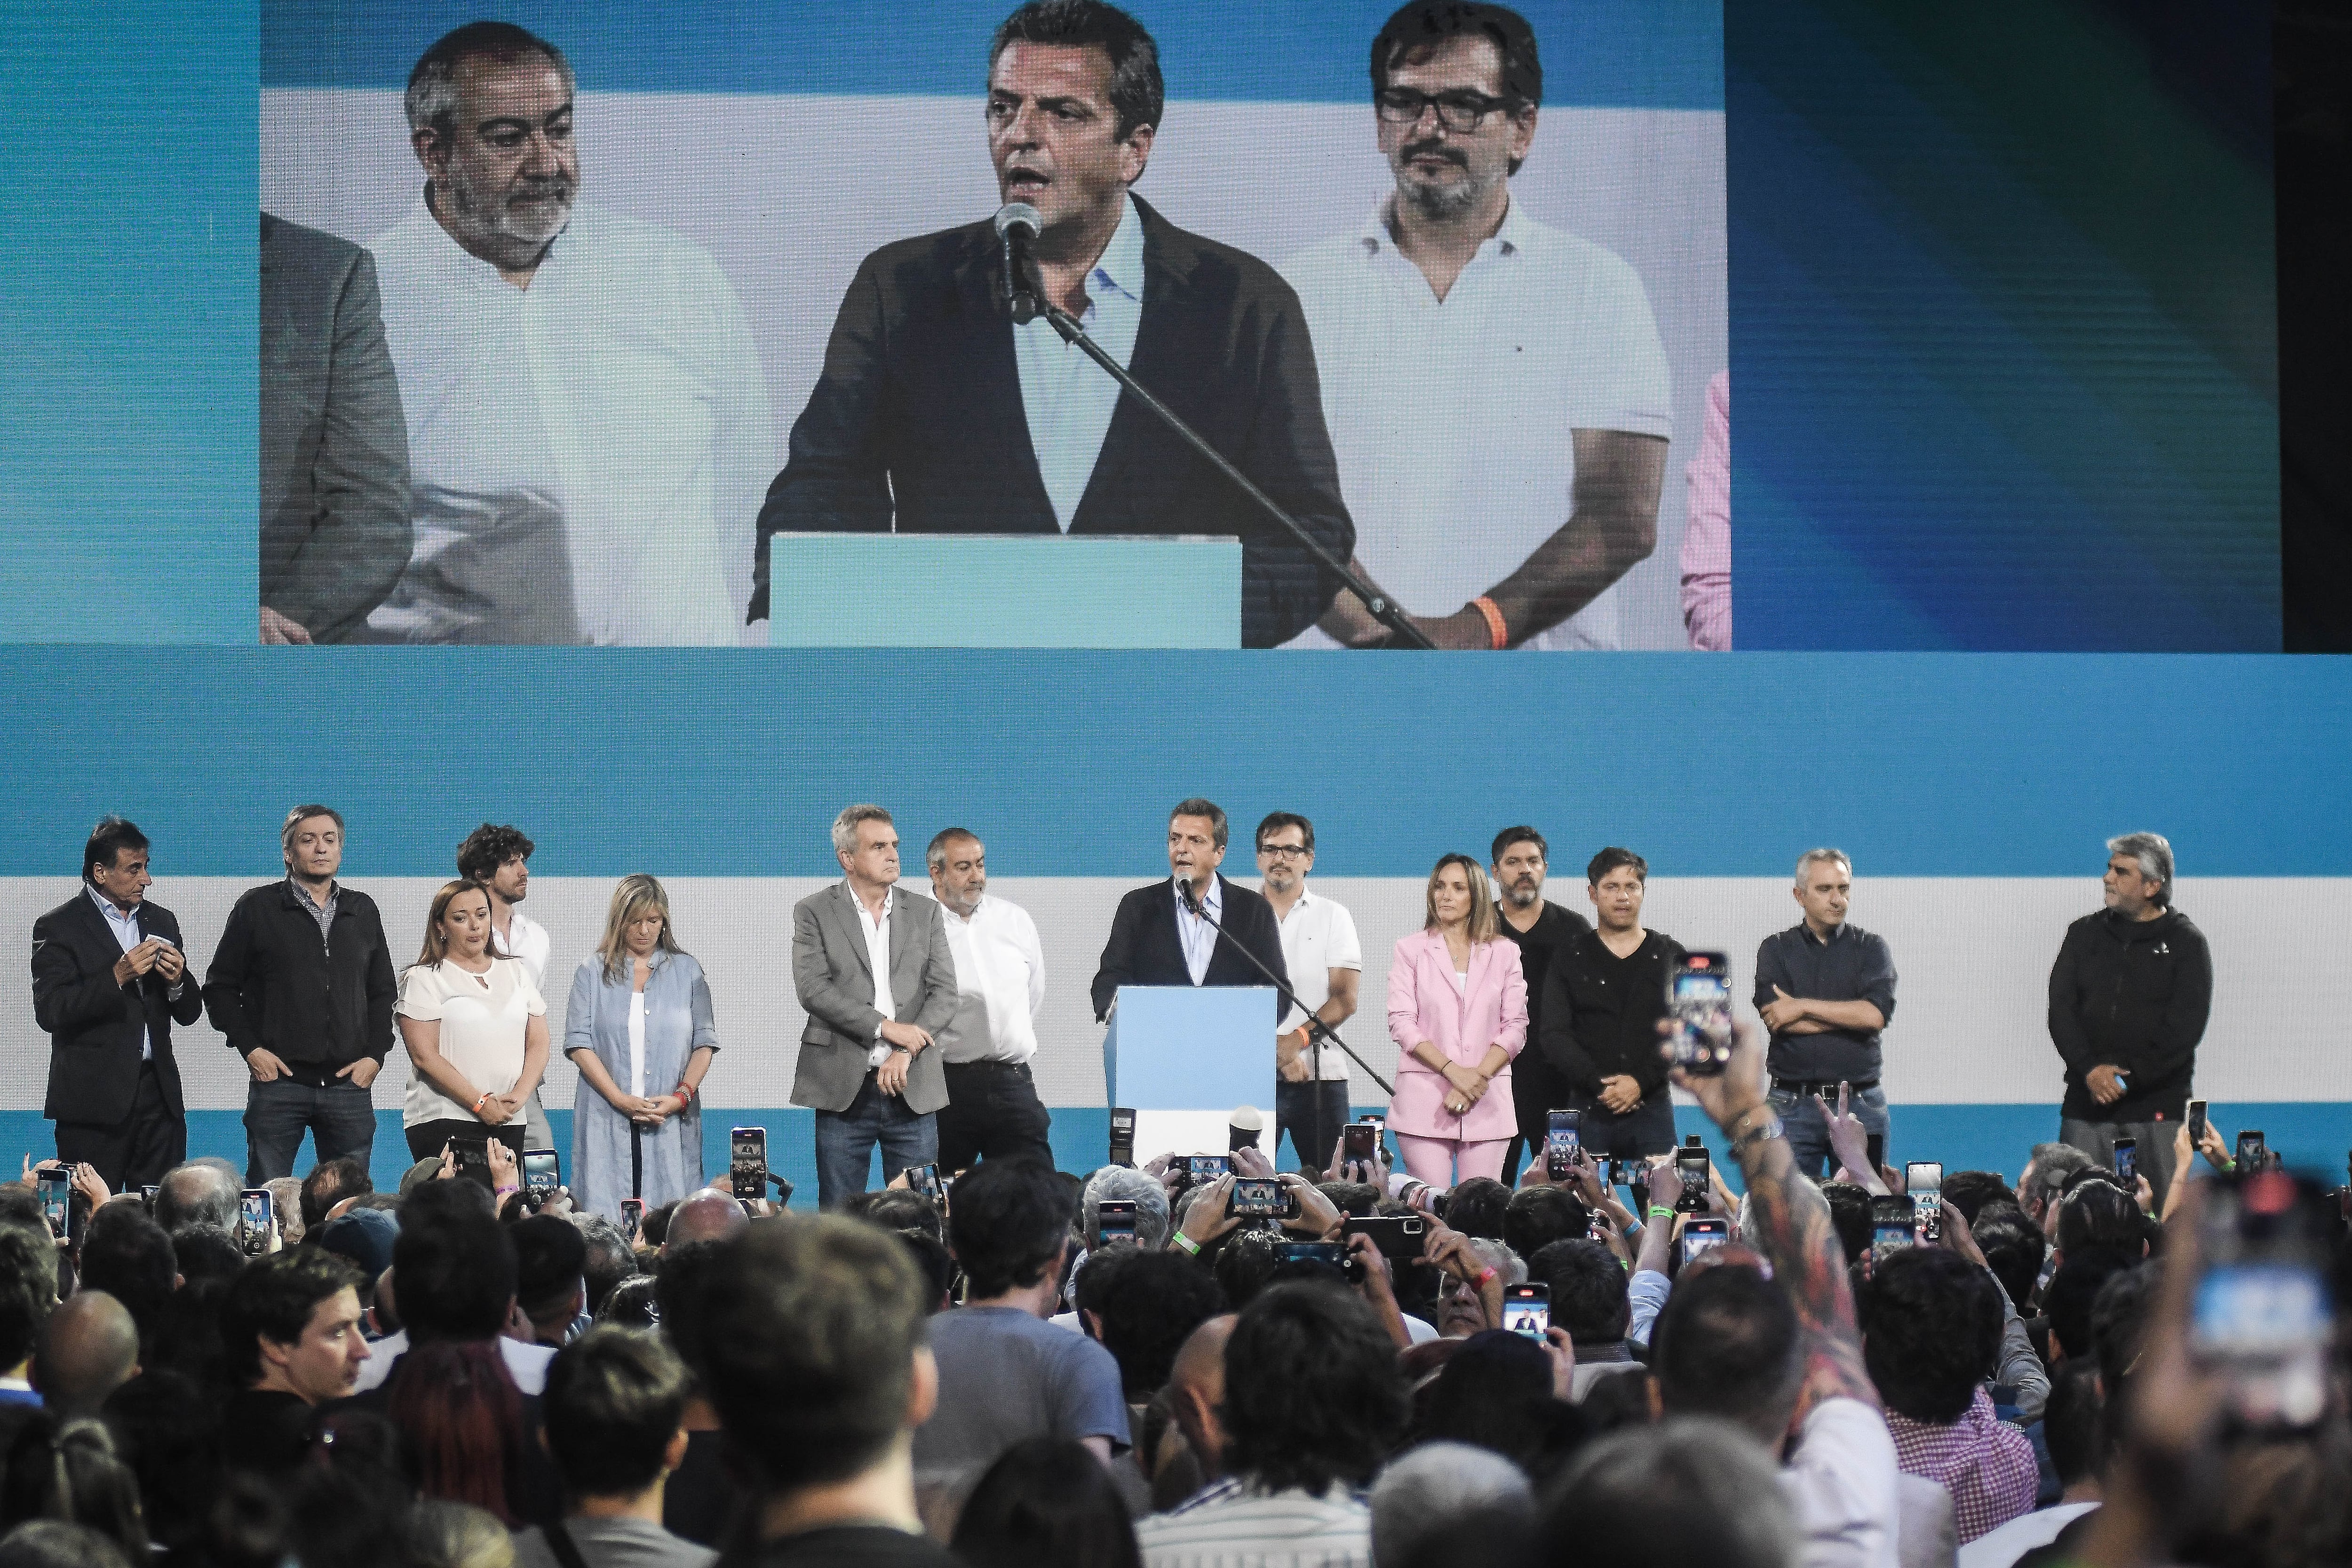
left=405, top=1118, right=529, bottom=1162
left=55, top=1062, right=184, bottom=1193
left=1501, top=1052, right=1572, bottom=1186
left=934, top=1061, right=1055, bottom=1174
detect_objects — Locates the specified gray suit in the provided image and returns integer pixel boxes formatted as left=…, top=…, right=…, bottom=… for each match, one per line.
left=260, top=213, right=412, bottom=642
left=792, top=882, right=960, bottom=1205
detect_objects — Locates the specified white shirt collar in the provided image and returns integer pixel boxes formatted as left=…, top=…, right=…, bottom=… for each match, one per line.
left=1089, top=196, right=1147, bottom=306
left=86, top=884, right=138, bottom=924
left=1360, top=193, right=1530, bottom=259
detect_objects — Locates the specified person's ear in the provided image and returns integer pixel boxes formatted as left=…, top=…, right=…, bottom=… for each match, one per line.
left=662, top=1425, right=690, bottom=1474
left=906, top=1345, right=939, bottom=1430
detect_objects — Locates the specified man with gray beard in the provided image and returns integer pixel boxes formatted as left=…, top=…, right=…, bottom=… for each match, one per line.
left=365, top=22, right=773, bottom=646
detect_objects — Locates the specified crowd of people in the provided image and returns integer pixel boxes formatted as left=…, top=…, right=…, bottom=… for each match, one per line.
left=0, top=1014, right=2332, bottom=1568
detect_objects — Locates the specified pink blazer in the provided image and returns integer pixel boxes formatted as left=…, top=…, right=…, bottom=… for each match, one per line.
left=1385, top=929, right=1529, bottom=1142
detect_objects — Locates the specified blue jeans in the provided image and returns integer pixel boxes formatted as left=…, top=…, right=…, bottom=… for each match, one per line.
left=1770, top=1083, right=1890, bottom=1181
left=243, top=1074, right=377, bottom=1183
left=813, top=1073, right=938, bottom=1209
left=1565, top=1093, right=1678, bottom=1160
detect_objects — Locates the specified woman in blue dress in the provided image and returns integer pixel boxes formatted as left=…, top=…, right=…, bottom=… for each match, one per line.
left=564, top=875, right=717, bottom=1219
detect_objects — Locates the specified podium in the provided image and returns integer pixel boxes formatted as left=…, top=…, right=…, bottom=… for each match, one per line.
left=765, top=533, right=1243, bottom=648
left=1104, top=986, right=1275, bottom=1161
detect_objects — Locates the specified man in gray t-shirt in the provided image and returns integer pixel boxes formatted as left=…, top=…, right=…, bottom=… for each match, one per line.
left=513, top=1326, right=714, bottom=1568
left=912, top=1161, right=1129, bottom=1481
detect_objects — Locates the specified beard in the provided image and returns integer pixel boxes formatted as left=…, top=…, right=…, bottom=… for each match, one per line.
left=1394, top=143, right=1502, bottom=223
left=1500, top=881, right=1541, bottom=910
left=451, top=165, right=575, bottom=253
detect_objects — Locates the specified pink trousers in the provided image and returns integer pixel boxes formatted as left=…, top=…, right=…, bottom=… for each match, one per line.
left=1395, top=1132, right=1509, bottom=1188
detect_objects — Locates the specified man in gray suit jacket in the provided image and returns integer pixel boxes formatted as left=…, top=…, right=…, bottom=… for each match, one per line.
left=260, top=213, right=412, bottom=644
left=793, top=805, right=961, bottom=1208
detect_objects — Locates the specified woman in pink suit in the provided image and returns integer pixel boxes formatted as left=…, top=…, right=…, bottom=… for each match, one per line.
left=1386, top=853, right=1529, bottom=1186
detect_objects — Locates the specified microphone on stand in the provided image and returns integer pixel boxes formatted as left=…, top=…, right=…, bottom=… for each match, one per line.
left=1173, top=872, right=1195, bottom=915
left=994, top=203, right=1041, bottom=325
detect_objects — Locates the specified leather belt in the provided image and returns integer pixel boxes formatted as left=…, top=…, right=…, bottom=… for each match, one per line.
left=1772, top=1077, right=1877, bottom=1097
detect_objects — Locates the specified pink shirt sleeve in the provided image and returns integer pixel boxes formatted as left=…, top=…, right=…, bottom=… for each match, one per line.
left=1679, top=370, right=1731, bottom=651
left=1387, top=937, right=1424, bottom=1058
left=1494, top=943, right=1529, bottom=1057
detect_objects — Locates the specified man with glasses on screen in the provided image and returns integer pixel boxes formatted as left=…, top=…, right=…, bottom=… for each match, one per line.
left=363, top=22, right=774, bottom=646
left=754, top=0, right=1354, bottom=648
left=1280, top=2, right=1671, bottom=651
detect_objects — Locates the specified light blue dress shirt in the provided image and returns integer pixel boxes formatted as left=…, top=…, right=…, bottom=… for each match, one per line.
left=87, top=885, right=167, bottom=1061
left=1175, top=875, right=1223, bottom=986
left=1012, top=196, right=1146, bottom=530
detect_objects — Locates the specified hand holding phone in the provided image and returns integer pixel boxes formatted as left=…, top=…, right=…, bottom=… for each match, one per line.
left=1666, top=953, right=1735, bottom=1075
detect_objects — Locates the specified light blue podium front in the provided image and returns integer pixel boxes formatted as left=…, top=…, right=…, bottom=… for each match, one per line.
left=1104, top=986, right=1274, bottom=1158
left=765, top=533, right=1242, bottom=648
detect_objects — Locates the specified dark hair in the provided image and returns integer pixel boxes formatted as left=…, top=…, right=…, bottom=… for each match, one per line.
left=1651, top=1266, right=1804, bottom=1436
left=1442, top=1178, right=1512, bottom=1242
left=953, top=1437, right=1140, bottom=1568
left=1319, top=1182, right=1379, bottom=1219
left=1210, top=1229, right=1282, bottom=1312
left=219, top=1249, right=359, bottom=1388
left=1586, top=847, right=1647, bottom=885
left=384, top=1340, right=524, bottom=1524
left=2056, top=1179, right=2142, bottom=1259
left=1939, top=1171, right=2014, bottom=1226
left=698, top=1218, right=931, bottom=1492
left=1502, top=1188, right=1588, bottom=1263
left=1165, top=797, right=1228, bottom=851
left=1489, top=826, right=1547, bottom=865
left=652, top=1239, right=726, bottom=1369
left=392, top=1199, right=517, bottom=1344
left=142, top=1277, right=229, bottom=1393
left=166, top=1225, right=242, bottom=1286
left=98, top=1369, right=219, bottom=1560
left=596, top=1277, right=660, bottom=1330
left=2089, top=1261, right=2160, bottom=1395
left=1373, top=3, right=1542, bottom=106
left=0, top=1418, right=146, bottom=1562
left=1526, top=1238, right=1630, bottom=1345
left=990, top=0, right=1163, bottom=142
left=298, top=1157, right=373, bottom=1234
left=80, top=819, right=148, bottom=886
left=1092, top=1251, right=1225, bottom=1400
left=1856, top=1247, right=2001, bottom=1424
left=541, top=1327, right=690, bottom=1497
left=278, top=804, right=345, bottom=860
left=923, top=827, right=983, bottom=876
left=405, top=22, right=572, bottom=140
left=574, top=1216, right=639, bottom=1318
left=1818, top=1181, right=1873, bottom=1265
left=509, top=1215, right=588, bottom=1323
left=2043, top=1361, right=2103, bottom=1487
left=72, top=1211, right=175, bottom=1351
left=1539, top=1419, right=1795, bottom=1568
left=2041, top=1253, right=2127, bottom=1365
left=1222, top=1283, right=1409, bottom=1496
left=0, top=1227, right=58, bottom=1371
left=948, top=1159, right=1073, bottom=1300
left=1969, top=1202, right=2047, bottom=1315
left=1412, top=1329, right=1581, bottom=1471
left=1255, top=812, right=1316, bottom=854
left=454, top=823, right=535, bottom=883
left=842, top=1188, right=945, bottom=1246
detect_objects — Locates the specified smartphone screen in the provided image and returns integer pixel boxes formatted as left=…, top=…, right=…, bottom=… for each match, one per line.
left=452, top=1138, right=494, bottom=1190
left=1679, top=1218, right=1730, bottom=1268
left=2237, top=1131, right=2268, bottom=1172
left=1271, top=1241, right=1350, bottom=1275
left=1870, top=1196, right=1915, bottom=1259
left=2113, top=1139, right=2138, bottom=1187
left=1502, top=1282, right=1550, bottom=1338
left=1108, top=1108, right=1136, bottom=1167
left=1229, top=1177, right=1289, bottom=1218
left=906, top=1163, right=945, bottom=1202
left=521, top=1148, right=560, bottom=1195
left=620, top=1198, right=645, bottom=1241
left=731, top=1126, right=768, bottom=1201
left=1666, top=952, right=1733, bottom=1074
left=1864, top=1132, right=1886, bottom=1177
left=2187, top=1099, right=2209, bottom=1148
left=1187, top=1154, right=1231, bottom=1181
left=1545, top=1109, right=1581, bottom=1180
left=1343, top=1123, right=1377, bottom=1163
left=1906, top=1162, right=1943, bottom=1242
left=239, top=1188, right=274, bottom=1255
left=35, top=1170, right=68, bottom=1240
left=1675, top=1144, right=1710, bottom=1210
left=1096, top=1200, right=1138, bottom=1247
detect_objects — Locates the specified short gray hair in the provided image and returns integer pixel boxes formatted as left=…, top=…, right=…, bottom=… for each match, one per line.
left=2027, top=1143, right=2095, bottom=1208
left=1371, top=1442, right=1534, bottom=1568
left=154, top=1160, right=239, bottom=1234
left=1794, top=847, right=1851, bottom=887
left=404, top=21, right=574, bottom=138
left=1549, top=1419, right=1798, bottom=1568
left=2106, top=831, right=2174, bottom=904
left=831, top=804, right=894, bottom=859
left=1466, top=1237, right=1525, bottom=1287
left=1082, top=1166, right=1171, bottom=1251
left=925, top=827, right=981, bottom=875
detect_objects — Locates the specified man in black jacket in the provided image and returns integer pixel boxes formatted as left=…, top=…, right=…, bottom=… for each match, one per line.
left=1540, top=848, right=1683, bottom=1160
left=2050, top=831, right=2211, bottom=1198
left=203, top=805, right=395, bottom=1183
left=752, top=0, right=1353, bottom=649
left=30, top=819, right=205, bottom=1189
left=1091, top=798, right=1290, bottom=1026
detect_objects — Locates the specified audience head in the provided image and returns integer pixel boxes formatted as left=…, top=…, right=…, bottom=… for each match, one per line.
left=263, top=1178, right=305, bottom=1246
left=842, top=1188, right=946, bottom=1246
left=1223, top=1282, right=1409, bottom=1496
left=1502, top=1186, right=1588, bottom=1263
left=2043, top=1252, right=2128, bottom=1365
left=0, top=1417, right=148, bottom=1563
left=315, top=1208, right=399, bottom=1295
left=222, top=1248, right=368, bottom=1404
left=403, top=1499, right=515, bottom=1568
left=2056, top=1178, right=2145, bottom=1261
left=2022, top=1143, right=2094, bottom=1224
left=1438, top=1238, right=1524, bottom=1338
left=1938, top=1171, right=2013, bottom=1226
left=572, top=1214, right=638, bottom=1316
left=541, top=1326, right=691, bottom=1501
left=2043, top=1361, right=2106, bottom=1491
left=392, top=1188, right=516, bottom=1345
left=386, top=1340, right=525, bottom=1524
left=152, top=1161, right=238, bottom=1236
left=664, top=1189, right=747, bottom=1251
left=1210, top=1229, right=1282, bottom=1312
left=71, top=1211, right=174, bottom=1349
left=596, top=1277, right=660, bottom=1330
left=31, top=1295, right=137, bottom=1419
left=0, top=1225, right=60, bottom=1375
left=1856, top=1246, right=2001, bottom=1424
left=1968, top=1202, right=2047, bottom=1313
left=698, top=1216, right=935, bottom=1498
left=1538, top=1417, right=1796, bottom=1568
left=509, top=1214, right=587, bottom=1333
left=0, top=1521, right=132, bottom=1568
left=1652, top=1264, right=1804, bottom=1447
left=168, top=1225, right=243, bottom=1287
left=96, top=1370, right=217, bottom=1560
left=950, top=1435, right=1141, bottom=1568
left=948, top=1158, right=1073, bottom=1301
left=1441, top=1178, right=1511, bottom=1241
left=1411, top=1329, right=1578, bottom=1473
left=1372, top=1441, right=1535, bottom=1568
left=1818, top=1181, right=1872, bottom=1265
left=2089, top=1260, right=2160, bottom=1395
left=299, top=1157, right=373, bottom=1234
left=1526, top=1238, right=1630, bottom=1347
left=1081, top=1165, right=1171, bottom=1253
left=141, top=1277, right=229, bottom=1391
left=1091, top=1250, right=1224, bottom=1400
left=652, top=1239, right=726, bottom=1373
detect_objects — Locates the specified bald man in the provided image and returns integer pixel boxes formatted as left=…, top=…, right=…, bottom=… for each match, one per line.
left=663, top=1189, right=748, bottom=1253
left=1154, top=1313, right=1235, bottom=1508
left=33, top=1292, right=139, bottom=1418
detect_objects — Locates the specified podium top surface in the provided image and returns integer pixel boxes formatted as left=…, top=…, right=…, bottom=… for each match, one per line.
left=767, top=533, right=1242, bottom=648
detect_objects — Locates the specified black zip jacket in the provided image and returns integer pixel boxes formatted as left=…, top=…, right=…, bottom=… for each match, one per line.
left=2048, top=906, right=2211, bottom=1123
left=202, top=880, right=396, bottom=1069
left=1539, top=929, right=1684, bottom=1099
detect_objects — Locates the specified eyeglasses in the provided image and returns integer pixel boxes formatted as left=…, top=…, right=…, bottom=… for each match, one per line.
left=1258, top=844, right=1313, bottom=859
left=1375, top=88, right=1515, bottom=133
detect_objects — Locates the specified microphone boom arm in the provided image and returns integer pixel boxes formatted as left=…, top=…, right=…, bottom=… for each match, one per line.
left=1176, top=880, right=1394, bottom=1098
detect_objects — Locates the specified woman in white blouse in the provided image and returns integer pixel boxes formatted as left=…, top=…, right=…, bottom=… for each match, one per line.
left=396, top=879, right=549, bottom=1162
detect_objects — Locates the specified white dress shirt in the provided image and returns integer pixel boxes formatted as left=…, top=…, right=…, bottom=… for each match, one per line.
left=857, top=886, right=897, bottom=1067
left=938, top=894, right=1047, bottom=1065
left=350, top=1329, right=556, bottom=1396
left=1176, top=876, right=1223, bottom=986
left=1279, top=198, right=1671, bottom=650
left=87, top=885, right=171, bottom=1061
left=490, top=907, right=549, bottom=991
left=1012, top=196, right=1146, bottom=530
left=366, top=197, right=775, bottom=645
left=1272, top=887, right=1363, bottom=1081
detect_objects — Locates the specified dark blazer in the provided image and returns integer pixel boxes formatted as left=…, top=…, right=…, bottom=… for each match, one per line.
left=203, top=882, right=397, bottom=1071
left=789, top=883, right=961, bottom=1116
left=30, top=889, right=201, bottom=1125
left=754, top=196, right=1355, bottom=647
left=260, top=212, right=412, bottom=642
left=1090, top=876, right=1291, bottom=1022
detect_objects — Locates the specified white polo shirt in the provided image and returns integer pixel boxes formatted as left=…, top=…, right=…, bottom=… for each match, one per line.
left=1279, top=197, right=1671, bottom=651
left=490, top=907, right=549, bottom=991
left=1271, top=887, right=1363, bottom=1082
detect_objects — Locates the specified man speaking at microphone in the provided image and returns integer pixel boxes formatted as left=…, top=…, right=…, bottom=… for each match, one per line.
left=754, top=0, right=1356, bottom=648
left=1091, top=800, right=1290, bottom=1040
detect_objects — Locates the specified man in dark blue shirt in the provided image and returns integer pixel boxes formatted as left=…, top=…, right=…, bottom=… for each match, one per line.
left=1754, top=848, right=1899, bottom=1179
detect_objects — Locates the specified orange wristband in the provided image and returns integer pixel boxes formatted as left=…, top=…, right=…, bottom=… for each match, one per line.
left=1470, top=596, right=1509, bottom=650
